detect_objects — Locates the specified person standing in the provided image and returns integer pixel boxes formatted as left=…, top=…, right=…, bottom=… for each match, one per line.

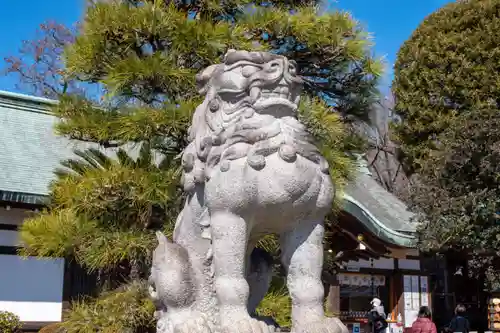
left=368, top=298, right=388, bottom=333
left=411, top=306, right=437, bottom=333
left=448, top=304, right=470, bottom=333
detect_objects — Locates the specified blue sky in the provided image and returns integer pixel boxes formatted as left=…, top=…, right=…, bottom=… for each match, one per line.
left=0, top=0, right=452, bottom=94
left=331, top=0, right=453, bottom=93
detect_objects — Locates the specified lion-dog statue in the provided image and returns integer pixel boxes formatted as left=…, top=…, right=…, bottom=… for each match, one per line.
left=149, top=50, right=348, bottom=333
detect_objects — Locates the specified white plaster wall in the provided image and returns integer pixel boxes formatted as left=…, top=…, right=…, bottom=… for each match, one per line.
left=398, top=258, right=420, bottom=270
left=0, top=254, right=64, bottom=322
left=0, top=301, right=62, bottom=322
left=0, top=229, right=18, bottom=247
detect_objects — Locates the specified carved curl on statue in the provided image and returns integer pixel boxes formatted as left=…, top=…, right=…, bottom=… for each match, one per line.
left=149, top=50, right=348, bottom=333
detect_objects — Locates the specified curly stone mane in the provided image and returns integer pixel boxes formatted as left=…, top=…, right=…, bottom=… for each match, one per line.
left=181, top=50, right=329, bottom=193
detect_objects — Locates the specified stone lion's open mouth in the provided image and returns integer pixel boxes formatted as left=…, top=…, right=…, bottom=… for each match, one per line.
left=251, top=83, right=300, bottom=113
left=253, top=96, right=298, bottom=112
left=260, top=84, right=291, bottom=100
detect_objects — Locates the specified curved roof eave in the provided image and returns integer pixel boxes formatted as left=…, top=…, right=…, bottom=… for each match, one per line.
left=341, top=193, right=416, bottom=248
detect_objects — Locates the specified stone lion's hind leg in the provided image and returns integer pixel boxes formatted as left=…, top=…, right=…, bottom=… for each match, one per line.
left=280, top=221, right=345, bottom=333
left=211, top=212, right=273, bottom=333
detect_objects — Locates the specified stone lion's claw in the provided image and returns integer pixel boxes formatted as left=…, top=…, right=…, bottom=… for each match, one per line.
left=222, top=317, right=276, bottom=333
left=173, top=316, right=212, bottom=333
left=292, top=317, right=348, bottom=333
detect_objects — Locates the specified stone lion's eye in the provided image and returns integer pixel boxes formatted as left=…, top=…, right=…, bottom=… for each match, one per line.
left=267, top=62, right=280, bottom=72
left=242, top=66, right=259, bottom=77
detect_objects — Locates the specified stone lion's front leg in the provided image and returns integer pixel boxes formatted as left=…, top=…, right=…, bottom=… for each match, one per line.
left=211, top=212, right=272, bottom=333
left=281, top=221, right=347, bottom=333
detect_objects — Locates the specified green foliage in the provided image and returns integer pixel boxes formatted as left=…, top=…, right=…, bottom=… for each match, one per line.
left=256, top=277, right=291, bottom=327
left=392, top=0, right=500, bottom=288
left=61, top=281, right=155, bottom=333
left=53, top=95, right=198, bottom=152
left=38, top=323, right=64, bottom=333
left=392, top=0, right=500, bottom=173
left=16, top=0, right=381, bottom=330
left=61, top=0, right=381, bottom=142
left=20, top=144, right=179, bottom=273
left=410, top=108, right=500, bottom=288
left=412, top=108, right=500, bottom=249
left=0, top=311, right=21, bottom=333
left=298, top=97, right=358, bottom=190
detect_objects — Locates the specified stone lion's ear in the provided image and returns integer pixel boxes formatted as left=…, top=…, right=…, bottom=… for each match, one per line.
left=196, top=64, right=221, bottom=94
left=224, top=49, right=236, bottom=61
left=156, top=231, right=168, bottom=245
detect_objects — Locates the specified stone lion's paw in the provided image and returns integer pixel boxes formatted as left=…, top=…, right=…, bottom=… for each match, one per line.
left=292, top=317, right=348, bottom=333
left=222, top=317, right=276, bottom=333
left=173, top=316, right=212, bottom=333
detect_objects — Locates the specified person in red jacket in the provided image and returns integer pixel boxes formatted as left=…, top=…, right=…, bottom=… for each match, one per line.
left=411, top=306, right=437, bottom=333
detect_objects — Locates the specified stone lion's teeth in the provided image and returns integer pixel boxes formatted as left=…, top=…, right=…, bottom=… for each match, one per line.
left=257, top=88, right=295, bottom=102
left=250, top=86, right=261, bottom=101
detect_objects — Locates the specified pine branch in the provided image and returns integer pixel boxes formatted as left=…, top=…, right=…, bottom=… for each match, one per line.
left=53, top=94, right=198, bottom=146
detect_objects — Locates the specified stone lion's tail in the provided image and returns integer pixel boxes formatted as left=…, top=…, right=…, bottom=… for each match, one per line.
left=149, top=231, right=197, bottom=310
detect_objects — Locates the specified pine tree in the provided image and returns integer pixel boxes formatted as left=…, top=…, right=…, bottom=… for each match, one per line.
left=17, top=0, right=382, bottom=331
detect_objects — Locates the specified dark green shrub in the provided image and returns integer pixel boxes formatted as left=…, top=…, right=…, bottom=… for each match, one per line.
left=392, top=0, right=500, bottom=172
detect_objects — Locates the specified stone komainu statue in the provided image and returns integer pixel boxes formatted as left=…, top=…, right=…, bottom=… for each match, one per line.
left=149, top=50, right=348, bottom=333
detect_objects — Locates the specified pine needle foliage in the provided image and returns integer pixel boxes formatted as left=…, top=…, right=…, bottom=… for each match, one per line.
left=20, top=143, right=180, bottom=275
left=256, top=277, right=292, bottom=327
left=298, top=97, right=358, bottom=189
left=18, top=0, right=381, bottom=330
left=61, top=281, right=156, bottom=333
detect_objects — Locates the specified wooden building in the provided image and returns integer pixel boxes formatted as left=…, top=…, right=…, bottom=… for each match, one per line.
left=327, top=165, right=428, bottom=333
left=0, top=91, right=68, bottom=331
left=0, top=91, right=100, bottom=331
left=0, top=90, right=425, bottom=331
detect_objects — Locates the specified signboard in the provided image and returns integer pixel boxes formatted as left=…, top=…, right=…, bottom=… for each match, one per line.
left=389, top=323, right=404, bottom=333
left=487, top=296, right=500, bottom=331
left=420, top=276, right=429, bottom=307
left=411, top=276, right=420, bottom=309
left=346, top=264, right=361, bottom=272
left=337, top=273, right=385, bottom=286
left=403, top=275, right=430, bottom=327
left=353, top=323, right=361, bottom=333
left=404, top=310, right=418, bottom=328
left=403, top=276, right=413, bottom=310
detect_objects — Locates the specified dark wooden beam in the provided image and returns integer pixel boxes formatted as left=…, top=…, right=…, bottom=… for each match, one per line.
left=0, top=223, right=18, bottom=231
left=0, top=246, right=18, bottom=255
left=21, top=321, right=59, bottom=332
